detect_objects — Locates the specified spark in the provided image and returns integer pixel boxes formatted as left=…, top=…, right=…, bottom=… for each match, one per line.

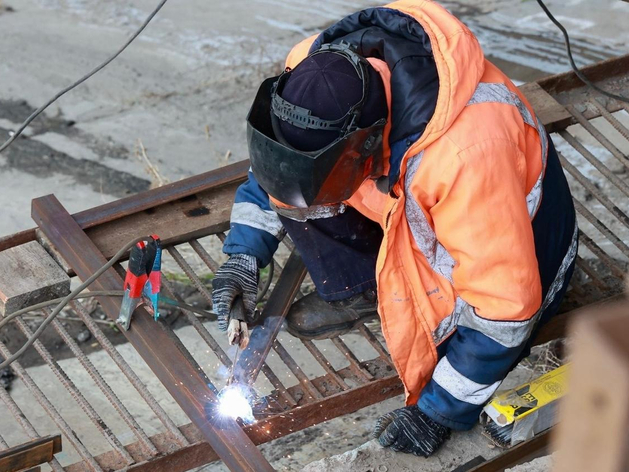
left=217, top=384, right=255, bottom=424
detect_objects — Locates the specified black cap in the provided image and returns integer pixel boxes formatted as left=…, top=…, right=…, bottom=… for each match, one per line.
left=276, top=49, right=387, bottom=152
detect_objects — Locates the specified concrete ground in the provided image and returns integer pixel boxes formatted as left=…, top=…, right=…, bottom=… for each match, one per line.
left=0, top=0, right=628, bottom=471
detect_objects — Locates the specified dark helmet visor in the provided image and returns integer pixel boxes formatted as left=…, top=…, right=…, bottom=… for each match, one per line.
left=247, top=76, right=385, bottom=208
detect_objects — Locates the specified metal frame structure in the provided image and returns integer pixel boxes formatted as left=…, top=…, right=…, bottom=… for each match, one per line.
left=0, top=54, right=628, bottom=471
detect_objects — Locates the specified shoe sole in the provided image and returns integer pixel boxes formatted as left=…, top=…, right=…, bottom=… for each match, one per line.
left=285, top=312, right=378, bottom=340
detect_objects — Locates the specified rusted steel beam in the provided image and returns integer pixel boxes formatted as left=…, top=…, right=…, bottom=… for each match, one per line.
left=0, top=160, right=249, bottom=253
left=468, top=429, right=551, bottom=472
left=31, top=195, right=274, bottom=472
left=0, top=435, right=62, bottom=472
left=233, top=251, right=307, bottom=385
left=536, top=53, right=629, bottom=95
left=66, top=369, right=403, bottom=472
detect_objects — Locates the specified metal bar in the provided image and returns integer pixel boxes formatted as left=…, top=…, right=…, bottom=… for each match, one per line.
left=357, top=326, right=394, bottom=367
left=0, top=435, right=62, bottom=472
left=578, top=232, right=626, bottom=278
left=47, top=313, right=159, bottom=458
left=272, top=340, right=324, bottom=401
left=557, top=151, right=629, bottom=232
left=0, top=385, right=65, bottom=472
left=468, top=430, right=550, bottom=472
left=67, top=370, right=404, bottom=472
left=167, top=246, right=214, bottom=307
left=0, top=162, right=249, bottom=253
left=69, top=300, right=189, bottom=447
left=559, top=130, right=629, bottom=198
left=331, top=337, right=374, bottom=382
left=13, top=316, right=135, bottom=465
left=31, top=195, right=275, bottom=472
left=0, top=340, right=104, bottom=472
left=233, top=251, right=307, bottom=386
left=566, top=105, right=629, bottom=170
left=300, top=340, right=350, bottom=391
left=536, top=54, right=629, bottom=95
left=160, top=262, right=297, bottom=406
left=590, top=99, right=629, bottom=142
left=575, top=255, right=608, bottom=291
left=188, top=239, right=220, bottom=272
left=0, top=432, right=7, bottom=450
left=573, top=199, right=629, bottom=259
left=161, top=278, right=230, bottom=367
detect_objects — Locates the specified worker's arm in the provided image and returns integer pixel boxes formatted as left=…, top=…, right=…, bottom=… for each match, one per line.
left=222, top=169, right=285, bottom=267
left=417, top=139, right=542, bottom=430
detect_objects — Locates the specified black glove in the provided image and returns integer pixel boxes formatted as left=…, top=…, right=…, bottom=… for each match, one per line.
left=372, top=405, right=451, bottom=457
left=211, top=254, right=259, bottom=331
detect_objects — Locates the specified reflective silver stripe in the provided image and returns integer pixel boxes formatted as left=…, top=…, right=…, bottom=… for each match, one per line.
left=405, top=152, right=456, bottom=284
left=270, top=201, right=347, bottom=222
left=432, top=357, right=501, bottom=405
left=468, top=83, right=535, bottom=128
left=457, top=299, right=537, bottom=349
left=432, top=296, right=466, bottom=345
left=457, top=222, right=578, bottom=348
left=538, top=221, right=578, bottom=314
left=231, top=202, right=285, bottom=239
left=467, top=82, right=548, bottom=217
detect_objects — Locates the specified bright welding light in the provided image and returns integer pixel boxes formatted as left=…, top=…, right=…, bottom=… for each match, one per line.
left=217, top=384, right=255, bottom=424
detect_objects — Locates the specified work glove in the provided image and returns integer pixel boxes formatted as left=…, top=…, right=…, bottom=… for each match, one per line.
left=372, top=405, right=451, bottom=457
left=211, top=254, right=259, bottom=333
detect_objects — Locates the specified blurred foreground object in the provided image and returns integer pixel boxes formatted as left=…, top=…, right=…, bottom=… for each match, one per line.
left=553, top=298, right=629, bottom=472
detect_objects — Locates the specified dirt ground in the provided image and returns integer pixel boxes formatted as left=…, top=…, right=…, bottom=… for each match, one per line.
left=1, top=0, right=628, bottom=471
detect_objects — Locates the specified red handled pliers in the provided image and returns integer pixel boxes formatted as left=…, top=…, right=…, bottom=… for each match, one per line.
left=117, top=235, right=161, bottom=330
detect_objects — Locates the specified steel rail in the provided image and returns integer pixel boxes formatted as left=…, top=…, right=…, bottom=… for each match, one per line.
left=0, top=160, right=249, bottom=253
left=32, top=195, right=275, bottom=472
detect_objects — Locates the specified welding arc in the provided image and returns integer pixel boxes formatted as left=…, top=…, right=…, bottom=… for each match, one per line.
left=535, top=0, right=629, bottom=104
left=0, top=0, right=169, bottom=154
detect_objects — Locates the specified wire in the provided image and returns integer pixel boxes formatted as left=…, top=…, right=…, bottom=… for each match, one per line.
left=535, top=0, right=629, bottom=104
left=0, top=0, right=169, bottom=154
left=0, top=291, right=217, bottom=332
left=0, top=240, right=271, bottom=369
left=0, top=236, right=145, bottom=369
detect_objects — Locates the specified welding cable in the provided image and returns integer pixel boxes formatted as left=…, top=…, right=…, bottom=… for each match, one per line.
left=535, top=0, right=629, bottom=104
left=0, top=291, right=218, bottom=333
left=0, top=244, right=274, bottom=369
left=0, top=236, right=148, bottom=369
left=0, top=0, right=169, bottom=154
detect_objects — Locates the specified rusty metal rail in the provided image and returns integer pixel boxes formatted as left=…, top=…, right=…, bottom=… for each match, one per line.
left=0, top=54, right=627, bottom=472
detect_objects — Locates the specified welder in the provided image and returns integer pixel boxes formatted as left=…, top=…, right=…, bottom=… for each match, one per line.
left=211, top=0, right=577, bottom=457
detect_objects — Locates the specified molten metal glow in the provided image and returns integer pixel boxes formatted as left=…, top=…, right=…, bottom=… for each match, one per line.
left=217, top=384, right=255, bottom=424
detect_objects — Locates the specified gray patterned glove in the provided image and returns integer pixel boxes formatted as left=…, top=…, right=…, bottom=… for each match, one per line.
left=372, top=405, right=451, bottom=457
left=211, top=254, right=259, bottom=331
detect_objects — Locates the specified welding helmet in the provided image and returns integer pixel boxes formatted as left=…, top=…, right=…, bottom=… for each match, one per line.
left=246, top=42, right=387, bottom=208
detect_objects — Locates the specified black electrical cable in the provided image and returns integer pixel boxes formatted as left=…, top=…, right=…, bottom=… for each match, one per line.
left=0, top=0, right=169, bottom=154
left=535, top=0, right=629, bottom=104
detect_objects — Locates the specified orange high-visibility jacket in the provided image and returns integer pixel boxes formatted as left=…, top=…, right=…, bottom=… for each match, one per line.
left=224, top=0, right=577, bottom=429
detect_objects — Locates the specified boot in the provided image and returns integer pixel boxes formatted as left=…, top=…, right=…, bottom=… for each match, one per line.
left=286, top=289, right=378, bottom=340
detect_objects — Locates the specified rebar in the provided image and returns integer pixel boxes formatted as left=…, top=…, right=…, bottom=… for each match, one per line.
left=15, top=316, right=135, bottom=465
left=0, top=385, right=65, bottom=472
left=69, top=300, right=189, bottom=447
left=0, top=340, right=104, bottom=472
